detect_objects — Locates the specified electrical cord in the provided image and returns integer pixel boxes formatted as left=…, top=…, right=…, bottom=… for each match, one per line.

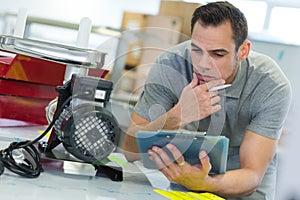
left=0, top=95, right=73, bottom=177
left=0, top=141, right=42, bottom=178
left=0, top=160, right=4, bottom=175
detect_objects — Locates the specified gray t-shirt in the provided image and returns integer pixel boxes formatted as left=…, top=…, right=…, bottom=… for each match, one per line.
left=134, top=40, right=292, bottom=200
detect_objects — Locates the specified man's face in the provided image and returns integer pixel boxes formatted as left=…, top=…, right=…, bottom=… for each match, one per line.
left=190, top=21, right=239, bottom=84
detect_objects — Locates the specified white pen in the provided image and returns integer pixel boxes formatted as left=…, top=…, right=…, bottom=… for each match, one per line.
left=209, top=84, right=232, bottom=92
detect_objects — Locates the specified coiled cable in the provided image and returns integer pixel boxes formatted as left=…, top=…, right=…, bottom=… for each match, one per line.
left=0, top=95, right=73, bottom=177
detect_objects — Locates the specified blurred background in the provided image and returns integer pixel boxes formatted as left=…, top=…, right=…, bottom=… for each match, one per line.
left=0, top=0, right=299, bottom=199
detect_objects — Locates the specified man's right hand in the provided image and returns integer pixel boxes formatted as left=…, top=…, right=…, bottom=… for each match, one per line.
left=173, top=73, right=225, bottom=126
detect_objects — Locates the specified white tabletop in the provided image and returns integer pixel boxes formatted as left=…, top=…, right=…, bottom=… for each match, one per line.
left=0, top=126, right=167, bottom=200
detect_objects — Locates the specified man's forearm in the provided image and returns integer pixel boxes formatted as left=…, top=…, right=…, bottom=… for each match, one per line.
left=198, top=169, right=261, bottom=198
left=122, top=106, right=183, bottom=161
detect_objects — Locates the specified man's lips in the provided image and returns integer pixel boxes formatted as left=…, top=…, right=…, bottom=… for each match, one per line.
left=195, top=73, right=215, bottom=83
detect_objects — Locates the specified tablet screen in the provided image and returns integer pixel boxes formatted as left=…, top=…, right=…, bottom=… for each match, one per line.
left=136, top=130, right=229, bottom=174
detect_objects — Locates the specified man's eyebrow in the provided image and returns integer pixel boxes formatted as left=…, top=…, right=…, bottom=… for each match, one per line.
left=209, top=49, right=229, bottom=54
left=191, top=42, right=229, bottom=54
left=191, top=42, right=202, bottom=50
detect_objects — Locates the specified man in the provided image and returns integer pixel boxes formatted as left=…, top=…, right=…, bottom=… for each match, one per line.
left=122, top=1, right=292, bottom=199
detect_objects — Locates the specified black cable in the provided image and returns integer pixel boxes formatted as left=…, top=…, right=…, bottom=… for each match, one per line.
left=0, top=95, right=74, bottom=178
left=0, top=160, right=4, bottom=175
left=0, top=141, right=42, bottom=178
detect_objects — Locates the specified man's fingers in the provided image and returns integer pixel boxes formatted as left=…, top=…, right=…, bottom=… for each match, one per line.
left=148, top=149, right=166, bottom=170
left=166, top=144, right=185, bottom=166
left=148, top=149, right=173, bottom=180
left=204, top=79, right=225, bottom=91
left=211, top=104, right=222, bottom=113
left=151, top=146, right=174, bottom=166
left=210, top=95, right=221, bottom=105
left=199, top=151, right=212, bottom=174
left=190, top=73, right=200, bottom=88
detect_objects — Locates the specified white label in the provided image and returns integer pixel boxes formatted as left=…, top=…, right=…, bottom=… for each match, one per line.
left=95, top=90, right=106, bottom=100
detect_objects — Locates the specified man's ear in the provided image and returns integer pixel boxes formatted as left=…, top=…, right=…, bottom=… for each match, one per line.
left=238, top=40, right=251, bottom=62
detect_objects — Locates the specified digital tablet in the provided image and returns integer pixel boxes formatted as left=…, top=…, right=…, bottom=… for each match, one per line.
left=136, top=130, right=229, bottom=174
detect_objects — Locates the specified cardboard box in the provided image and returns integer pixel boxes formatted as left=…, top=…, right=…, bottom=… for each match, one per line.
left=139, top=14, right=183, bottom=65
left=118, top=2, right=201, bottom=95
left=122, top=12, right=147, bottom=30
left=122, top=12, right=183, bottom=67
left=121, top=12, right=146, bottom=67
left=119, top=13, right=183, bottom=95
left=159, top=1, right=201, bottom=40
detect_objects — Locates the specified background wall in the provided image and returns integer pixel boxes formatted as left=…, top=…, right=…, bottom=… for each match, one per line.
left=250, top=39, right=299, bottom=131
left=0, top=1, right=299, bottom=198
left=251, top=39, right=300, bottom=199
left=0, top=0, right=160, bottom=29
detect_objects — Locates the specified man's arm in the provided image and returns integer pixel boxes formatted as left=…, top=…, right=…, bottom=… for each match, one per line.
left=122, top=75, right=224, bottom=161
left=148, top=130, right=277, bottom=198
left=207, top=130, right=277, bottom=197
left=122, top=111, right=181, bottom=161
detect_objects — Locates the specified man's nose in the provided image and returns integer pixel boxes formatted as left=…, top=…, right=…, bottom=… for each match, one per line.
left=197, top=53, right=213, bottom=72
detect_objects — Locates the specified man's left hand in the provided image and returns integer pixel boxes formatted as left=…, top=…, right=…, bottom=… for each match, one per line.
left=147, top=143, right=213, bottom=191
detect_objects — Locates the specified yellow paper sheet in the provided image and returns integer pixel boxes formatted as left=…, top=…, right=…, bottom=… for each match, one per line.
left=154, top=189, right=224, bottom=200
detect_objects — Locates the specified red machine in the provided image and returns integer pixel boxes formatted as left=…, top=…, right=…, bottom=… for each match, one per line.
left=0, top=35, right=108, bottom=126
left=0, top=36, right=122, bottom=181
left=0, top=55, right=65, bottom=126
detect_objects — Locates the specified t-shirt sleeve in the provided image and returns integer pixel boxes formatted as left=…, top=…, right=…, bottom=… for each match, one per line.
left=134, top=60, right=180, bottom=121
left=246, top=80, right=292, bottom=139
left=133, top=50, right=192, bottom=121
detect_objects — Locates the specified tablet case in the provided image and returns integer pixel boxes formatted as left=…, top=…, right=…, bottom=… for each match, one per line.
left=136, top=130, right=229, bottom=174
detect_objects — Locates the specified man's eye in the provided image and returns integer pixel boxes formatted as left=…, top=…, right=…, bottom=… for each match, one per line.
left=191, top=48, right=201, bottom=52
left=213, top=53, right=225, bottom=57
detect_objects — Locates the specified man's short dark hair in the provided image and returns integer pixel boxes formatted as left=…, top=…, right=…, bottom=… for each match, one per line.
left=191, top=1, right=248, bottom=51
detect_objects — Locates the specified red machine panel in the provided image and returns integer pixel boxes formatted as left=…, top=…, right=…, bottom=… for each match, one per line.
left=0, top=55, right=65, bottom=126
left=0, top=54, right=109, bottom=126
